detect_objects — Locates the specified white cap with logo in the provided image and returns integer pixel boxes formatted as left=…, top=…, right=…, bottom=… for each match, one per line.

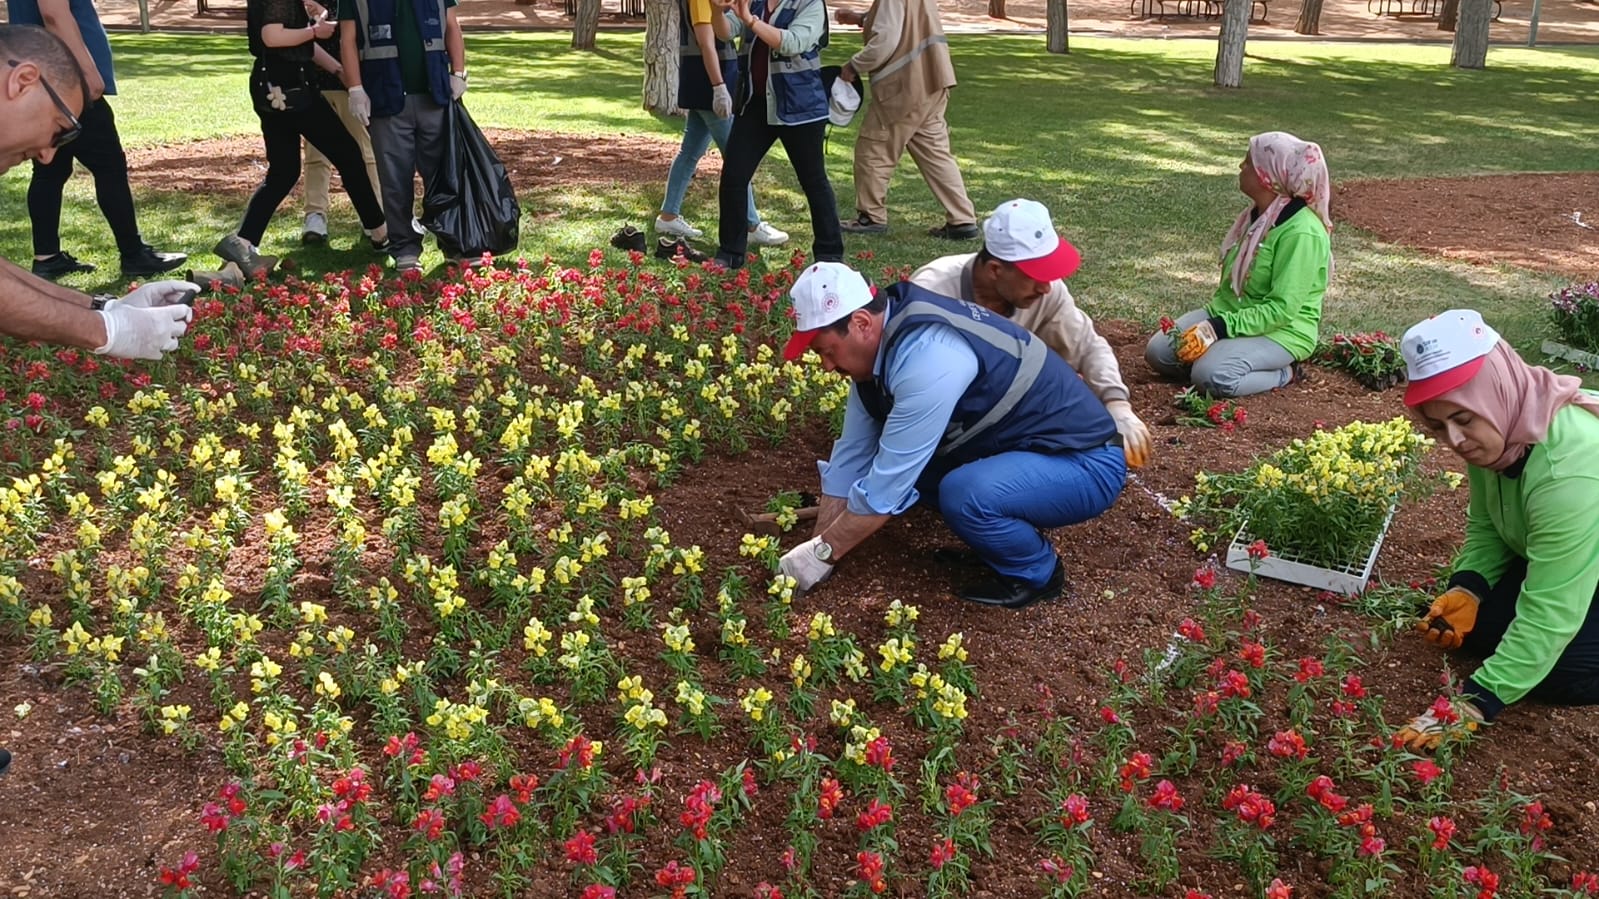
left=982, top=198, right=1082, bottom=282
left=1400, top=309, right=1501, bottom=406
left=783, top=262, right=874, bottom=361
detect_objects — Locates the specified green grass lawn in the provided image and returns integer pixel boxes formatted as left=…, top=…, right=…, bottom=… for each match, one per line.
left=4, top=32, right=1597, bottom=364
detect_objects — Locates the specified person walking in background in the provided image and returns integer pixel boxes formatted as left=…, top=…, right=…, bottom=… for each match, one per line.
left=341, top=0, right=467, bottom=272
left=299, top=0, right=382, bottom=248
left=834, top=0, right=976, bottom=240
left=218, top=0, right=388, bottom=276
left=709, top=0, right=843, bottom=270
left=653, top=0, right=788, bottom=256
left=7, top=0, right=187, bottom=280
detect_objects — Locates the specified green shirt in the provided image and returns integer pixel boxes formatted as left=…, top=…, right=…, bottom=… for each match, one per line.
left=1456, top=401, right=1599, bottom=711
left=341, top=0, right=456, bottom=95
left=1205, top=205, right=1330, bottom=361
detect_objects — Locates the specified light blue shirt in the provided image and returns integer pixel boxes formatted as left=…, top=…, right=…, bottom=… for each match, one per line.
left=819, top=322, right=980, bottom=516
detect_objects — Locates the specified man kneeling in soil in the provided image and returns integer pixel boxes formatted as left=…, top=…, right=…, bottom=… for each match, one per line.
left=910, top=198, right=1152, bottom=469
left=776, top=262, right=1127, bottom=608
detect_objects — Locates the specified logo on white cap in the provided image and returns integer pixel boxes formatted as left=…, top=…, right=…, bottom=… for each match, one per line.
left=790, top=262, right=872, bottom=332
left=1400, top=309, right=1501, bottom=405
left=981, top=199, right=1081, bottom=282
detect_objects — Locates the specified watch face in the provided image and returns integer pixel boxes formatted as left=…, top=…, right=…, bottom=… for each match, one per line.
left=813, top=540, right=833, bottom=561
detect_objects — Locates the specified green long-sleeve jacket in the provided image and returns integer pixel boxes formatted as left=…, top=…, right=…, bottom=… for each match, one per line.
left=1451, top=401, right=1599, bottom=719
left=1205, top=205, right=1330, bottom=361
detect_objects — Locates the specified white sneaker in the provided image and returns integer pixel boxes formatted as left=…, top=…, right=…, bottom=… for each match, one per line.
left=302, top=212, right=328, bottom=245
left=655, top=215, right=704, bottom=240
left=748, top=221, right=789, bottom=247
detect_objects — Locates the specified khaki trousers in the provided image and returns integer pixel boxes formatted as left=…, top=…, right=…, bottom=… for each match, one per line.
left=851, top=87, right=975, bottom=226
left=303, top=89, right=381, bottom=219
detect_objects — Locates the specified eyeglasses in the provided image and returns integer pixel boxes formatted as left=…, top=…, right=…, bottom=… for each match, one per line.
left=7, top=59, right=82, bottom=148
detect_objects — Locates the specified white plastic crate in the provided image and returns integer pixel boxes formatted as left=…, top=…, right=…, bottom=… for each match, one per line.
left=1225, top=504, right=1398, bottom=596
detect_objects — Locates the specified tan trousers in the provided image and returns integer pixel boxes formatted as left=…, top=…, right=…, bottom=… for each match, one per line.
left=303, top=89, right=381, bottom=218
left=851, top=87, right=975, bottom=226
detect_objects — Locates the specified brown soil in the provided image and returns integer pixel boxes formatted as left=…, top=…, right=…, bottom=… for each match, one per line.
left=126, top=129, right=686, bottom=197
left=1338, top=172, right=1599, bottom=278
left=9, top=311, right=1599, bottom=898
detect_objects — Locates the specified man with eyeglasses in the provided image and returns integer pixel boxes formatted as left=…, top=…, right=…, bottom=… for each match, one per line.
left=0, top=25, right=196, bottom=362
left=6, top=0, right=187, bottom=281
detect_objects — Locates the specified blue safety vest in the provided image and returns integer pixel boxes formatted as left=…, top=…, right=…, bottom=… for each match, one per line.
left=678, top=0, right=739, bottom=111
left=350, top=0, right=452, bottom=117
left=856, top=284, right=1119, bottom=467
left=736, top=0, right=827, bottom=125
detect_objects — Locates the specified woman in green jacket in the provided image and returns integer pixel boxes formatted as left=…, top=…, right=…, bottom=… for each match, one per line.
left=1395, top=309, right=1599, bottom=750
left=1145, top=131, right=1333, bottom=397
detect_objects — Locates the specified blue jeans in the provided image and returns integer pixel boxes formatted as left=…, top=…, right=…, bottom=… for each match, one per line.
left=921, top=446, right=1127, bottom=586
left=663, top=109, right=758, bottom=228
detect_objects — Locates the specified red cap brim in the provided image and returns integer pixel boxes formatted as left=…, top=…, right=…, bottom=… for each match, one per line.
left=783, top=329, right=821, bottom=362
left=1012, top=237, right=1081, bottom=283
left=1403, top=355, right=1487, bottom=406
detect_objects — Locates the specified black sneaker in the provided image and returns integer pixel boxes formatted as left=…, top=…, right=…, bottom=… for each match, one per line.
left=610, top=225, right=647, bottom=253
left=956, top=556, right=1066, bottom=609
left=928, top=222, right=980, bottom=240
left=32, top=252, right=95, bottom=279
left=839, top=213, right=888, bottom=235
left=655, top=237, right=707, bottom=264
left=121, top=245, right=188, bottom=277
left=713, top=251, right=745, bottom=271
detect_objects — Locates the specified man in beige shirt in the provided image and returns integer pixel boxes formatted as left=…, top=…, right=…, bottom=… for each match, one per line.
left=834, top=0, right=975, bottom=239
left=910, top=198, right=1153, bottom=467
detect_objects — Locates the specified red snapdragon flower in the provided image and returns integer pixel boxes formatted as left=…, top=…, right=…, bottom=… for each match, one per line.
left=929, top=837, right=957, bottom=869
left=818, top=777, right=844, bottom=820
left=1428, top=815, right=1456, bottom=850
left=1147, top=779, right=1185, bottom=812
left=564, top=830, right=598, bottom=866
left=1267, top=729, right=1308, bottom=760
left=856, top=798, right=893, bottom=832
left=1059, top=793, right=1091, bottom=826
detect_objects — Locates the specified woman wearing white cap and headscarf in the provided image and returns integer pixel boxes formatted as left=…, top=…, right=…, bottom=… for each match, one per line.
left=1394, top=309, right=1599, bottom=750
left=1145, top=131, right=1333, bottom=398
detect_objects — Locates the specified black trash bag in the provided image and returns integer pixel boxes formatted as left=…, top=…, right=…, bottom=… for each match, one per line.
left=420, top=102, right=521, bottom=261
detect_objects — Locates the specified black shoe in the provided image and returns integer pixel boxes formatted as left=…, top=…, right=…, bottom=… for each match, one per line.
left=931, top=547, right=987, bottom=568
left=655, top=237, right=707, bottom=264
left=840, top=213, right=888, bottom=235
left=610, top=225, right=647, bottom=253
left=956, top=557, right=1065, bottom=609
left=32, top=252, right=95, bottom=279
left=713, top=252, right=745, bottom=271
left=928, top=222, right=980, bottom=240
left=121, top=245, right=188, bottom=277
left=0, top=747, right=10, bottom=777
left=1289, top=361, right=1311, bottom=386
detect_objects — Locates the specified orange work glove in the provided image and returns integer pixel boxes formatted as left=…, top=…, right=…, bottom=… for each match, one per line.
left=1416, top=586, right=1480, bottom=651
left=1175, top=320, right=1218, bottom=364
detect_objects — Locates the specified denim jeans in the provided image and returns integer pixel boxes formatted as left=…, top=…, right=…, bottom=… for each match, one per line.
left=919, top=445, right=1127, bottom=586
left=1144, top=307, right=1296, bottom=398
left=663, top=109, right=758, bottom=228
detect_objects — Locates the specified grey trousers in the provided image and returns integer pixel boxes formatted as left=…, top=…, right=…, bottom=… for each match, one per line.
left=1145, top=308, right=1296, bottom=398
left=368, top=93, right=447, bottom=261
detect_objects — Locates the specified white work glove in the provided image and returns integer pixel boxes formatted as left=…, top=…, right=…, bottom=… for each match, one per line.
left=116, top=279, right=202, bottom=309
left=1395, top=698, right=1485, bottom=752
left=779, top=536, right=834, bottom=592
left=348, top=86, right=371, bottom=125
left=711, top=83, right=733, bottom=119
left=94, top=303, right=193, bottom=361
left=1105, top=399, right=1152, bottom=469
left=450, top=73, right=468, bottom=100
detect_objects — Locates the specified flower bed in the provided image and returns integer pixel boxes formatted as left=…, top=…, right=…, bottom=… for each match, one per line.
left=1549, top=281, right=1599, bottom=360
left=1173, top=418, right=1449, bottom=574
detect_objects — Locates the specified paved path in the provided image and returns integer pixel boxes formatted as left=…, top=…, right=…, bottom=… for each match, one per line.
left=12, top=0, right=1598, bottom=45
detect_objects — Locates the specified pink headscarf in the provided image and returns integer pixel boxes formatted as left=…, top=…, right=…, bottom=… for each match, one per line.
left=1432, top=342, right=1599, bottom=471
left=1221, top=131, right=1334, bottom=297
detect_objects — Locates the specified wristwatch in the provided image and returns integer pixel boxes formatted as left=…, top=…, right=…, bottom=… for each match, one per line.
left=812, top=539, right=834, bottom=563
left=89, top=294, right=116, bottom=311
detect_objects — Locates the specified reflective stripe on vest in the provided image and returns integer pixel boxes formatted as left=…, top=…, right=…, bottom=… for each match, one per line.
left=354, top=0, right=448, bottom=61
left=871, top=34, right=947, bottom=82
left=879, top=298, right=1049, bottom=456
left=770, top=55, right=820, bottom=75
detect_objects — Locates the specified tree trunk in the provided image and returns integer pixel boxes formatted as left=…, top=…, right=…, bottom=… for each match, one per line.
left=1047, top=0, right=1069, bottom=52
left=1451, top=0, right=1492, bottom=67
left=1213, top=0, right=1250, bottom=88
left=1437, top=0, right=1459, bottom=30
left=989, top=0, right=1007, bottom=18
left=573, top=0, right=601, bottom=50
left=642, top=0, right=680, bottom=114
left=1294, top=0, right=1323, bottom=34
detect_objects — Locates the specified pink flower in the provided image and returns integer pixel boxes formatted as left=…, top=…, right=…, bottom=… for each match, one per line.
left=1428, top=815, right=1456, bottom=850
left=1037, top=855, right=1074, bottom=883
left=1267, top=729, right=1308, bottom=760
left=581, top=886, right=617, bottom=899
left=1059, top=793, right=1091, bottom=826
left=1265, top=878, right=1293, bottom=899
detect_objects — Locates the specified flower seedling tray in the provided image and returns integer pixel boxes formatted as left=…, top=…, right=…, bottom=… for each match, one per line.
left=1542, top=340, right=1599, bottom=371
left=1226, top=504, right=1398, bottom=596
